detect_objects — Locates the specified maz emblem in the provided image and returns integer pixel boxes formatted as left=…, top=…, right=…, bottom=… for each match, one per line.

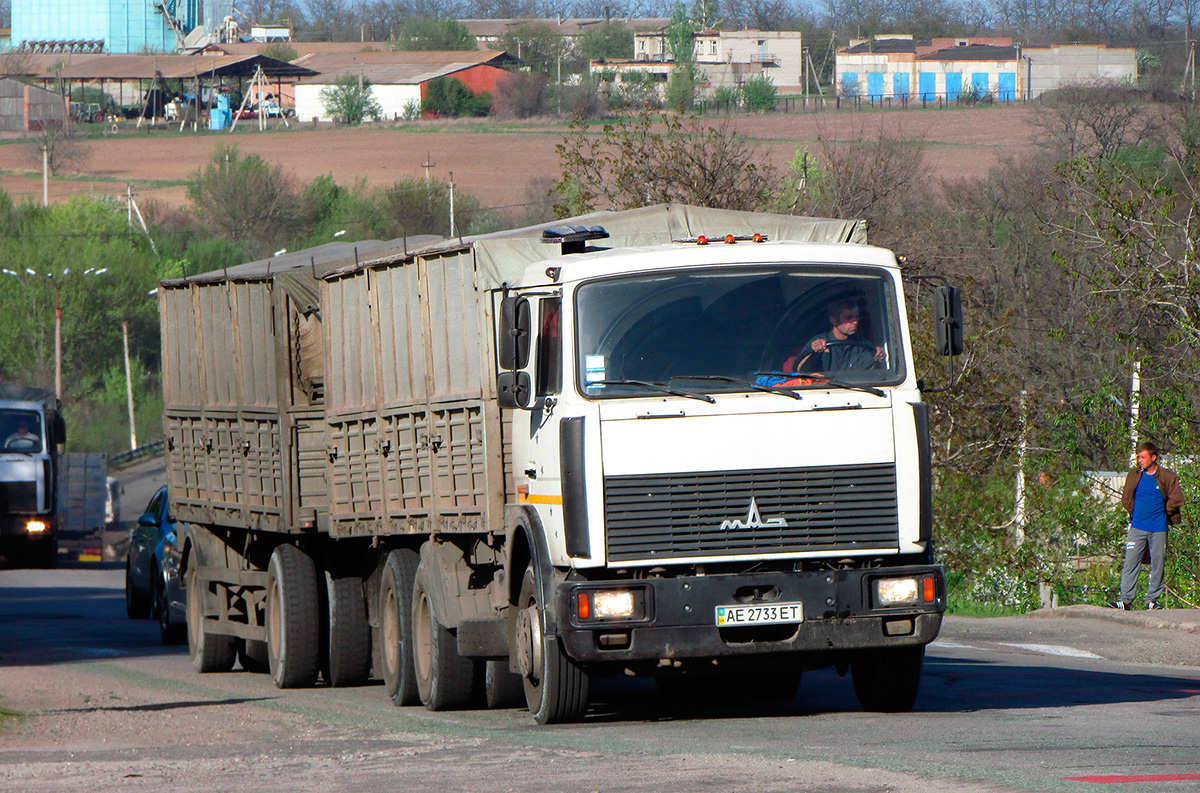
left=720, top=497, right=788, bottom=530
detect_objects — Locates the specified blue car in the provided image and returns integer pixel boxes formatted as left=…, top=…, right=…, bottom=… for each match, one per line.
left=124, top=485, right=185, bottom=644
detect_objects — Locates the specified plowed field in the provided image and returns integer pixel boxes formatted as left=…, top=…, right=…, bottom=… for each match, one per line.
left=0, top=105, right=1038, bottom=215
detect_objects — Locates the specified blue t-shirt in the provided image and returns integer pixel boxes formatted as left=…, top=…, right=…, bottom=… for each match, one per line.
left=1131, top=471, right=1168, bottom=533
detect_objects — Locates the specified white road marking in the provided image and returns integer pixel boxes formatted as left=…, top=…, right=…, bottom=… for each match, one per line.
left=995, top=642, right=1103, bottom=659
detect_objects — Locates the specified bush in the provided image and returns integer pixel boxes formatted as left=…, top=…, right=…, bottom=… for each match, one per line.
left=390, top=17, right=475, bottom=51
left=261, top=42, right=298, bottom=62
left=492, top=71, right=550, bottom=119
left=554, top=80, right=605, bottom=120
left=186, top=144, right=304, bottom=250
left=422, top=77, right=491, bottom=117
left=741, top=75, right=777, bottom=112
left=320, top=74, right=382, bottom=125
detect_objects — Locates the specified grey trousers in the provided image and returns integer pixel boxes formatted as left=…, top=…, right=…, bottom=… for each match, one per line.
left=1119, top=527, right=1168, bottom=604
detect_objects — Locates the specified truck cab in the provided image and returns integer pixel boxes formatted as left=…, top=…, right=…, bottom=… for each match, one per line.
left=0, top=394, right=65, bottom=567
left=497, top=236, right=944, bottom=720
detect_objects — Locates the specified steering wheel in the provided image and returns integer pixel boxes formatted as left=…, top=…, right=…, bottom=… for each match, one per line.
left=6, top=438, right=37, bottom=451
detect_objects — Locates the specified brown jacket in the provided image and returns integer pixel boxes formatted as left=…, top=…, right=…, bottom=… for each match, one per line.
left=1121, top=466, right=1185, bottom=526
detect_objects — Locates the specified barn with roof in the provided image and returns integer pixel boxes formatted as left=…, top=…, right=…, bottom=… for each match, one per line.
left=290, top=51, right=515, bottom=123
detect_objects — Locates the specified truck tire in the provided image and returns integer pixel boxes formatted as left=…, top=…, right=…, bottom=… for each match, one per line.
left=484, top=659, right=525, bottom=709
left=126, top=559, right=151, bottom=619
left=380, top=548, right=420, bottom=706
left=266, top=544, right=321, bottom=689
left=514, top=565, right=589, bottom=724
left=34, top=537, right=57, bottom=569
left=412, top=561, right=477, bottom=710
left=851, top=644, right=925, bottom=713
left=157, top=576, right=185, bottom=645
left=186, top=565, right=236, bottom=672
left=238, top=639, right=270, bottom=673
left=325, top=573, right=370, bottom=687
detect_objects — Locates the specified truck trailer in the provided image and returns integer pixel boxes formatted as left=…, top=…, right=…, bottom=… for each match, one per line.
left=160, top=204, right=954, bottom=723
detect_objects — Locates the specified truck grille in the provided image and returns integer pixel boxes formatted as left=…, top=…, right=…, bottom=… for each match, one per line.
left=0, top=481, right=39, bottom=513
left=604, top=463, right=899, bottom=562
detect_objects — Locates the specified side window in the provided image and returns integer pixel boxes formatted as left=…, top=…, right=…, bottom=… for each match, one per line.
left=536, top=297, right=562, bottom=396
left=146, top=490, right=164, bottom=518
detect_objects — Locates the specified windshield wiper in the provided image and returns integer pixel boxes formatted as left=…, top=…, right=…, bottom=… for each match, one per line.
left=670, top=374, right=803, bottom=400
left=751, top=372, right=886, bottom=399
left=586, top=379, right=715, bottom=403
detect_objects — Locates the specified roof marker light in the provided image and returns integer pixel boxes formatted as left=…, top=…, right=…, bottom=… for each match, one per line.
left=696, top=235, right=709, bottom=245
left=724, top=234, right=736, bottom=244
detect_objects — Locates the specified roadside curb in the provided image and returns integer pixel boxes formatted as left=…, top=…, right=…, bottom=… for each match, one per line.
left=1025, top=604, right=1200, bottom=633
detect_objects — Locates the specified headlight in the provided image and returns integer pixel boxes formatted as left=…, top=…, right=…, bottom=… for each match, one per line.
left=25, top=520, right=47, bottom=534
left=593, top=590, right=635, bottom=619
left=875, top=577, right=919, bottom=606
left=574, top=587, right=647, bottom=622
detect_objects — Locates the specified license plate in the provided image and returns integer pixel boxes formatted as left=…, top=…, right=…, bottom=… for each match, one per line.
left=715, top=602, right=803, bottom=626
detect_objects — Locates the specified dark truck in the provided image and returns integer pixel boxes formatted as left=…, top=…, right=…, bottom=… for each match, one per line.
left=0, top=383, right=67, bottom=567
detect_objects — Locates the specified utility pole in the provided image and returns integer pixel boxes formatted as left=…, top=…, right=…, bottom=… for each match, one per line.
left=422, top=152, right=435, bottom=185
left=122, top=320, right=137, bottom=450
left=43, top=145, right=49, bottom=207
left=448, top=171, right=456, bottom=237
left=1130, top=361, right=1141, bottom=466
left=1014, top=388, right=1027, bottom=546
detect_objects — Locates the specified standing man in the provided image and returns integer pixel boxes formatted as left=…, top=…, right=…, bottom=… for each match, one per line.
left=1113, top=441, right=1184, bottom=610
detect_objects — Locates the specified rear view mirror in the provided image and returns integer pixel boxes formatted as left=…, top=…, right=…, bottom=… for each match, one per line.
left=498, top=296, right=532, bottom=371
left=53, top=415, right=67, bottom=445
left=934, top=286, right=963, bottom=356
left=496, top=371, right=532, bottom=409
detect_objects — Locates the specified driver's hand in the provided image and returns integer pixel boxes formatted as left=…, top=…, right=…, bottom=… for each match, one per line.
left=811, top=338, right=827, bottom=353
left=874, top=346, right=885, bottom=361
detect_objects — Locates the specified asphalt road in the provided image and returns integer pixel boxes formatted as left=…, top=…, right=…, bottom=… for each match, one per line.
left=1, top=567, right=1198, bottom=793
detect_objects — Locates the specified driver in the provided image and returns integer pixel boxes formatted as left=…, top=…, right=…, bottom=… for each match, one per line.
left=783, top=299, right=884, bottom=373
left=5, top=417, right=39, bottom=451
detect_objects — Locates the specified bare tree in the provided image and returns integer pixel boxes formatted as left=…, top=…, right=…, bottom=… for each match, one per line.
left=1031, top=82, right=1159, bottom=161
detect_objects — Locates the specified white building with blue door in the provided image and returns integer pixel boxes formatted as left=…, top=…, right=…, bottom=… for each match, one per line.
left=836, top=35, right=1018, bottom=102
left=835, top=35, right=1136, bottom=103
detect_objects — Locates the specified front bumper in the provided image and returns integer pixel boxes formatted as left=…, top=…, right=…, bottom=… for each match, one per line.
left=556, top=565, right=945, bottom=665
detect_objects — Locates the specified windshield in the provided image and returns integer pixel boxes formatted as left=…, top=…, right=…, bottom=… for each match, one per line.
left=0, top=409, right=43, bottom=453
left=574, top=266, right=904, bottom=398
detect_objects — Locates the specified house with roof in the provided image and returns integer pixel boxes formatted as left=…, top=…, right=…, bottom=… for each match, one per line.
left=291, top=50, right=515, bottom=122
left=597, top=28, right=803, bottom=97
left=835, top=34, right=1137, bottom=102
left=463, top=17, right=670, bottom=52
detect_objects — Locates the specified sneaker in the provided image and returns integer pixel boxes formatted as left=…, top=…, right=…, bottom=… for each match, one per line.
left=1146, top=600, right=1163, bottom=610
left=1109, top=600, right=1131, bottom=610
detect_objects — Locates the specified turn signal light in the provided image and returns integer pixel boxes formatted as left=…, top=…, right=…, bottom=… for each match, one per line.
left=25, top=520, right=47, bottom=534
left=923, top=576, right=936, bottom=602
left=577, top=592, right=590, bottom=619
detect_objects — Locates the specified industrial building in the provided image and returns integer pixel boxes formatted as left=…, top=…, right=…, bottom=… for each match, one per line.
left=11, top=0, right=236, bottom=54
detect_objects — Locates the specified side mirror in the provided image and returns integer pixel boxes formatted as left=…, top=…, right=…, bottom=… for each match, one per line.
left=53, top=415, right=67, bottom=445
left=498, top=296, right=531, bottom=371
left=934, top=286, right=963, bottom=356
left=137, top=512, right=158, bottom=528
left=497, top=371, right=532, bottom=409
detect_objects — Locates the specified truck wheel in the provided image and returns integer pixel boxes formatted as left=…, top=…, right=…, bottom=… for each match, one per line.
left=514, top=564, right=589, bottom=724
left=380, top=549, right=420, bottom=705
left=266, top=544, right=321, bottom=688
left=238, top=639, right=270, bottom=673
left=126, top=559, right=151, bottom=619
left=325, top=573, right=370, bottom=687
left=34, top=537, right=57, bottom=569
left=186, top=565, right=236, bottom=672
left=851, top=645, right=925, bottom=713
left=484, top=660, right=525, bottom=709
left=157, top=577, right=186, bottom=645
left=412, top=562, right=477, bottom=710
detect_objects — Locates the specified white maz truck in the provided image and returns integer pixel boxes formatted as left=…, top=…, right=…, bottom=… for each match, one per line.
left=160, top=205, right=953, bottom=723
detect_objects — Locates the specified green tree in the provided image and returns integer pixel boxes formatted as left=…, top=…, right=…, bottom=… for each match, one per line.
left=422, top=76, right=491, bottom=117
left=261, top=41, right=299, bottom=62
left=692, top=0, right=721, bottom=29
left=578, top=22, right=634, bottom=61
left=664, top=1, right=698, bottom=111
left=186, top=144, right=305, bottom=251
left=501, top=23, right=578, bottom=75
left=390, top=16, right=475, bottom=51
left=319, top=74, right=383, bottom=125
